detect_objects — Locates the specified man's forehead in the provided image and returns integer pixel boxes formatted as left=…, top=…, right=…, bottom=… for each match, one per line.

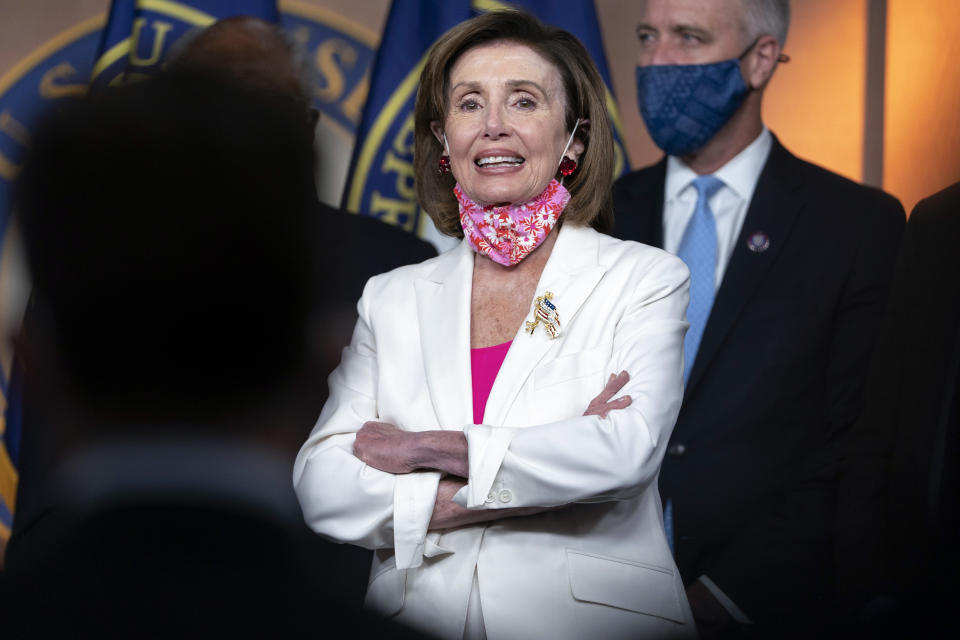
left=639, top=0, right=741, bottom=32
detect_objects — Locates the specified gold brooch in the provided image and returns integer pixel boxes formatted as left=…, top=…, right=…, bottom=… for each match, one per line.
left=525, top=292, right=561, bottom=339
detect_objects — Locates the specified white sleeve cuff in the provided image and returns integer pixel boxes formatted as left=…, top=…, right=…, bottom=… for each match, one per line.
left=459, top=423, right=518, bottom=509
left=392, top=471, right=441, bottom=569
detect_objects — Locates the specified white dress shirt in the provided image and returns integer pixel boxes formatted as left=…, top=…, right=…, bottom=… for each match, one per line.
left=663, top=128, right=773, bottom=289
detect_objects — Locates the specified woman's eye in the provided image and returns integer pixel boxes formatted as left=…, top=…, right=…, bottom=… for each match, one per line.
left=515, top=97, right=536, bottom=109
left=458, top=99, right=480, bottom=112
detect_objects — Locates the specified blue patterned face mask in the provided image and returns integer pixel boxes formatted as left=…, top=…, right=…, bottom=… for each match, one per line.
left=635, top=41, right=757, bottom=156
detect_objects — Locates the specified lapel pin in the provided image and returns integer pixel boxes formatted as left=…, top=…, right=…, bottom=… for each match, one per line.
left=526, top=291, right=561, bottom=339
left=746, top=231, right=770, bottom=253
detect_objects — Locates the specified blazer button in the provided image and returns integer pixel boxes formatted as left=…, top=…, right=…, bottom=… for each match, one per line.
left=498, top=489, right=513, bottom=503
left=667, top=443, right=686, bottom=457
left=485, top=491, right=496, bottom=504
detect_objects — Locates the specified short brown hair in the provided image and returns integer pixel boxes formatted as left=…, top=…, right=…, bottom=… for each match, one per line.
left=414, top=9, right=616, bottom=237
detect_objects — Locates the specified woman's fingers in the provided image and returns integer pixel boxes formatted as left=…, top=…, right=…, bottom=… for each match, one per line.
left=597, top=395, right=632, bottom=418
left=583, top=371, right=631, bottom=417
left=596, top=370, right=630, bottom=403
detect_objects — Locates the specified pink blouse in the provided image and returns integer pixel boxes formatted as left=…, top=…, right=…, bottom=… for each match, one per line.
left=470, top=340, right=512, bottom=425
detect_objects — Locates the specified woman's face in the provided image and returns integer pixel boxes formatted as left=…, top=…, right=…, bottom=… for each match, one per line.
left=433, top=41, right=582, bottom=207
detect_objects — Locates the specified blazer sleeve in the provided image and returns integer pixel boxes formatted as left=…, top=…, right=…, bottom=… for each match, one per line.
left=293, top=277, right=441, bottom=570
left=454, top=253, right=690, bottom=510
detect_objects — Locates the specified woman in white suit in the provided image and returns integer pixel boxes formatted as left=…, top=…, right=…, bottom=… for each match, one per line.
left=294, top=10, right=694, bottom=639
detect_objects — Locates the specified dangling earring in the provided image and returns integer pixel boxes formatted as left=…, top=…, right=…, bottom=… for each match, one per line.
left=437, top=131, right=452, bottom=175
left=437, top=155, right=451, bottom=175
left=558, top=119, right=581, bottom=180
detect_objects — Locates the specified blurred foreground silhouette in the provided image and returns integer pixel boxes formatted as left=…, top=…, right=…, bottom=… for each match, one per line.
left=0, top=72, right=424, bottom=639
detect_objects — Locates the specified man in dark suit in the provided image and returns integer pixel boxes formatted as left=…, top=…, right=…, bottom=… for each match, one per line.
left=0, top=71, right=423, bottom=638
left=835, top=182, right=960, bottom=637
left=613, top=1, right=905, bottom=635
left=5, top=16, right=435, bottom=584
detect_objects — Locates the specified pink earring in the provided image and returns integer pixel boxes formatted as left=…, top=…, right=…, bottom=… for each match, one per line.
left=437, top=155, right=451, bottom=175
left=559, top=157, right=577, bottom=177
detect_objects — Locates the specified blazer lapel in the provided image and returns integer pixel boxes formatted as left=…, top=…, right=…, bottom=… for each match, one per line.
left=685, top=137, right=806, bottom=397
left=484, top=225, right=606, bottom=426
left=414, top=241, right=475, bottom=429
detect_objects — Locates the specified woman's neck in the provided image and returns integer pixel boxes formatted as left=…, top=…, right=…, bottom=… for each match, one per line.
left=469, top=227, right=560, bottom=348
left=472, top=226, right=558, bottom=281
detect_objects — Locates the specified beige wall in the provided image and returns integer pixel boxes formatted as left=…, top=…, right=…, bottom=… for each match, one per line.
left=885, top=0, right=960, bottom=213
left=1, top=0, right=957, bottom=212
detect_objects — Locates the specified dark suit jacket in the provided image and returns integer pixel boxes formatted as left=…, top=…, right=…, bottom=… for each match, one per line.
left=612, top=136, right=905, bottom=626
left=5, top=202, right=437, bottom=597
left=835, top=182, right=960, bottom=636
left=1, top=440, right=427, bottom=639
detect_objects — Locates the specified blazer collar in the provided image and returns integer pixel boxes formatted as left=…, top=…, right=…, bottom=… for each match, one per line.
left=414, top=225, right=606, bottom=428
left=684, top=135, right=806, bottom=398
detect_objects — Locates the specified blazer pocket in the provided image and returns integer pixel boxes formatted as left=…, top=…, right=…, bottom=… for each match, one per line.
left=535, top=346, right=608, bottom=390
left=364, top=551, right=406, bottom=617
left=566, top=549, right=685, bottom=623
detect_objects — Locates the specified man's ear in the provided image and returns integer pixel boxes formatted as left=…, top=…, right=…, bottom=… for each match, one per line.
left=430, top=121, right=445, bottom=148
left=744, top=35, right=781, bottom=90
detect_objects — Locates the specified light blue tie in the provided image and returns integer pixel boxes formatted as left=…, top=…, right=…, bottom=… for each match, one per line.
left=676, top=175, right=724, bottom=384
left=665, top=175, right=722, bottom=555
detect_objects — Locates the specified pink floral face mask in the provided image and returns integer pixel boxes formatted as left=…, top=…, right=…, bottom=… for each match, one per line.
left=455, top=179, right=571, bottom=266
left=450, top=119, right=580, bottom=266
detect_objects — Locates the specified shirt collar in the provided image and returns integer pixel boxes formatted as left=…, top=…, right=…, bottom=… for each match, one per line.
left=665, top=127, right=773, bottom=202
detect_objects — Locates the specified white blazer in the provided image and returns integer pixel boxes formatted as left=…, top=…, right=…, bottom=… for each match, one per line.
left=294, top=224, right=696, bottom=639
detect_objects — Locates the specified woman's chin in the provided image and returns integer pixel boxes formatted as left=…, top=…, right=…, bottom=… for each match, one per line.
left=462, top=187, right=543, bottom=208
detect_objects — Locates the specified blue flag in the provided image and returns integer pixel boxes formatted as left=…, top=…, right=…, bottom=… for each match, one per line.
left=342, top=0, right=472, bottom=243
left=1, top=359, right=21, bottom=544
left=90, top=0, right=280, bottom=88
left=342, top=0, right=628, bottom=247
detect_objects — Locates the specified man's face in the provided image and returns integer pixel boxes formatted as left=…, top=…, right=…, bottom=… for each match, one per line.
left=636, top=0, right=746, bottom=66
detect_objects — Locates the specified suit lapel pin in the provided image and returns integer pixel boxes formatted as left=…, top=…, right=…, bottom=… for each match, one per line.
left=746, top=231, right=770, bottom=253
left=526, top=291, right=561, bottom=339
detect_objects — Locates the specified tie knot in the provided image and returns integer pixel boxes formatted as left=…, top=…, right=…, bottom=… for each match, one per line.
left=691, top=175, right=724, bottom=200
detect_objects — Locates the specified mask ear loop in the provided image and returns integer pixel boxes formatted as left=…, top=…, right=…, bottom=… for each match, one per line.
left=442, top=133, right=451, bottom=156
left=558, top=119, right=581, bottom=187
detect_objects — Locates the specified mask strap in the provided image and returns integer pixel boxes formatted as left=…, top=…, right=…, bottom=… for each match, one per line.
left=558, top=118, right=581, bottom=186
left=442, top=133, right=450, bottom=156
left=738, top=37, right=760, bottom=60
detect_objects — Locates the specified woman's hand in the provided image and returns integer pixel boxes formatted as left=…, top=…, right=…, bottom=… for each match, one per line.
left=353, top=421, right=419, bottom=474
left=422, top=373, right=631, bottom=531
left=583, top=371, right=632, bottom=418
left=354, top=422, right=469, bottom=477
